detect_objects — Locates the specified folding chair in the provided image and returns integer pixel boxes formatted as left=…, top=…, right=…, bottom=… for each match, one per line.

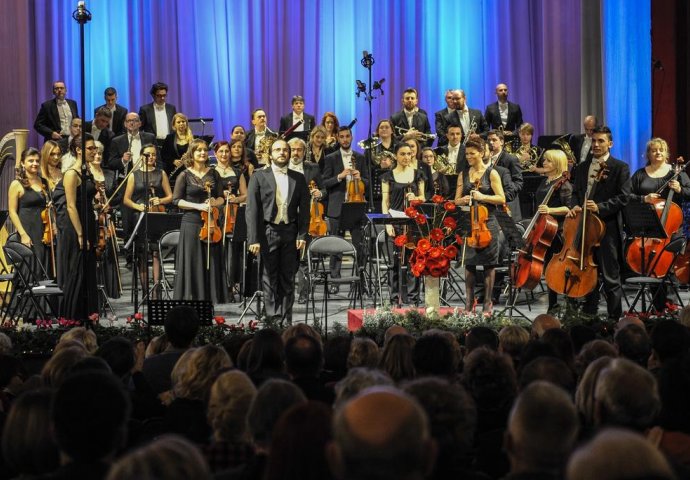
left=374, top=228, right=394, bottom=305
left=158, top=230, right=180, bottom=299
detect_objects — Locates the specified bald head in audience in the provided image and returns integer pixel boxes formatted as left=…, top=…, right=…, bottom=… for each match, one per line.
left=329, top=387, right=436, bottom=480
left=530, top=314, right=561, bottom=339
left=567, top=428, right=675, bottom=480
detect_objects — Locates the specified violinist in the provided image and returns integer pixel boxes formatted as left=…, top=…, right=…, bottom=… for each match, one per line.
left=161, top=113, right=193, bottom=176
left=123, top=144, right=173, bottom=299
left=288, top=137, right=325, bottom=304
left=567, top=126, right=630, bottom=321
left=171, top=138, right=228, bottom=303
left=454, top=134, right=506, bottom=313
left=532, top=149, right=573, bottom=312
left=628, top=137, right=690, bottom=311
left=382, top=143, right=425, bottom=303
left=40, top=140, right=62, bottom=191
left=246, top=139, right=310, bottom=325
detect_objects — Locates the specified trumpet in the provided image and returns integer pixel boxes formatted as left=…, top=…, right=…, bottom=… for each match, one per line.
left=462, top=119, right=478, bottom=145
left=395, top=126, right=437, bottom=141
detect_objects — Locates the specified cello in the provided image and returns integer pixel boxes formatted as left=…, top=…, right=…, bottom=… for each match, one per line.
left=626, top=158, right=685, bottom=277
left=545, top=165, right=608, bottom=298
left=512, top=173, right=568, bottom=290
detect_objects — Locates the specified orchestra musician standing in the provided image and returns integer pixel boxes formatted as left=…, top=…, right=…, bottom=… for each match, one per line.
left=279, top=95, right=316, bottom=137
left=484, top=83, right=524, bottom=134
left=421, top=148, right=450, bottom=199
left=39, top=140, right=63, bottom=192
left=486, top=130, right=523, bottom=220
left=246, top=139, right=310, bottom=325
left=161, top=113, right=194, bottom=176
left=307, top=126, right=328, bottom=172
left=390, top=88, right=433, bottom=146
left=434, top=90, right=456, bottom=148
left=370, top=119, right=397, bottom=209
left=320, top=112, right=340, bottom=154
left=567, top=126, right=630, bottom=321
left=454, top=134, right=506, bottom=313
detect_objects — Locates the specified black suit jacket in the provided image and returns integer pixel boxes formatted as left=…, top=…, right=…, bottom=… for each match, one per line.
left=569, top=133, right=593, bottom=165
left=434, top=107, right=455, bottom=147
left=465, top=108, right=489, bottom=136
left=438, top=144, right=468, bottom=174
left=83, top=121, right=115, bottom=161
left=246, top=167, right=310, bottom=245
left=33, top=98, right=79, bottom=141
left=279, top=113, right=317, bottom=135
left=322, top=150, right=369, bottom=218
left=390, top=109, right=433, bottom=146
left=94, top=104, right=128, bottom=136
left=299, top=161, right=325, bottom=197
left=244, top=128, right=278, bottom=153
left=138, top=102, right=177, bottom=137
left=107, top=131, right=158, bottom=173
left=484, top=101, right=524, bottom=132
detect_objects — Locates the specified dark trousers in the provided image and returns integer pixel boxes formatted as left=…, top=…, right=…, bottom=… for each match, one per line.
left=583, top=228, right=623, bottom=319
left=327, top=217, right=364, bottom=278
left=260, top=223, right=298, bottom=323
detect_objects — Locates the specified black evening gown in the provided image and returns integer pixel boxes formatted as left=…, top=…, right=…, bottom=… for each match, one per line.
left=53, top=170, right=98, bottom=319
left=460, top=168, right=501, bottom=267
left=172, top=169, right=229, bottom=303
left=217, top=167, right=242, bottom=288
left=96, top=169, right=123, bottom=299
left=17, top=187, right=50, bottom=274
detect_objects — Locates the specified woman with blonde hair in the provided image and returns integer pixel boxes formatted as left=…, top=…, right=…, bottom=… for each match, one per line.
left=307, top=125, right=328, bottom=171
left=40, top=140, right=63, bottom=191
left=162, top=112, right=194, bottom=175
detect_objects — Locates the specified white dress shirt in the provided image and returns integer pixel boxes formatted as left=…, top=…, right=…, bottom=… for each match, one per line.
left=292, top=113, right=304, bottom=132
left=153, top=104, right=169, bottom=139
left=498, top=101, right=509, bottom=127
left=56, top=100, right=73, bottom=135
left=272, top=164, right=289, bottom=223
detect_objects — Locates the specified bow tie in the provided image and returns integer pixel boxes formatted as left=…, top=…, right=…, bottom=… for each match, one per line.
left=272, top=166, right=288, bottom=175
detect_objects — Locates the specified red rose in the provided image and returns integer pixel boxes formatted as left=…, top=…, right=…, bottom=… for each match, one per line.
left=415, top=215, right=427, bottom=225
left=432, top=194, right=444, bottom=204
left=444, top=245, right=458, bottom=259
left=443, top=216, right=457, bottom=229
left=214, top=316, right=225, bottom=325
left=410, top=199, right=423, bottom=207
left=404, top=207, right=419, bottom=218
left=394, top=234, right=408, bottom=247
left=444, top=201, right=457, bottom=212
left=134, top=312, right=144, bottom=321
left=417, top=238, right=432, bottom=253
left=430, top=228, right=445, bottom=242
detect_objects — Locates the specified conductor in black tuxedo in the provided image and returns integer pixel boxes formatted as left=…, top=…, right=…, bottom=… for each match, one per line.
left=484, top=83, right=524, bottom=134
left=138, top=82, right=177, bottom=147
left=247, top=139, right=310, bottom=325
left=390, top=88, right=434, bottom=146
left=568, top=126, right=630, bottom=321
left=34, top=81, right=79, bottom=142
left=94, top=87, right=128, bottom=136
left=322, top=126, right=369, bottom=292
left=279, top=95, right=317, bottom=140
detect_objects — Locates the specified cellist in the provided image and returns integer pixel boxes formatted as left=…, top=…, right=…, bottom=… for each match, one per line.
left=567, top=126, right=630, bottom=321
left=454, top=134, right=506, bottom=313
left=628, top=138, right=690, bottom=311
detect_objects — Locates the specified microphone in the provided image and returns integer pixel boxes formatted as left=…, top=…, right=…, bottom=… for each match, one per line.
left=362, top=50, right=369, bottom=61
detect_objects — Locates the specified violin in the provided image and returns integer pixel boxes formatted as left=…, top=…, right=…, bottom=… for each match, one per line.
left=345, top=159, right=366, bottom=203
left=308, top=180, right=327, bottom=237
left=41, top=202, right=57, bottom=278
left=626, top=158, right=685, bottom=277
left=94, top=182, right=109, bottom=258
left=512, top=173, right=568, bottom=290
left=199, top=182, right=222, bottom=244
left=148, top=184, right=165, bottom=212
left=223, top=191, right=238, bottom=235
left=545, top=164, right=608, bottom=298
left=466, top=178, right=492, bottom=249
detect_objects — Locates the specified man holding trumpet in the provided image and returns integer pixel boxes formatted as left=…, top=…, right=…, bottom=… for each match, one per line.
left=390, top=88, right=434, bottom=147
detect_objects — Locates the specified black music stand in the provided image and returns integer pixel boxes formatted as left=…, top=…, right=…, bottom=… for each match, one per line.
left=188, top=118, right=215, bottom=146
left=494, top=210, right=530, bottom=320
left=148, top=299, right=213, bottom=326
left=443, top=208, right=471, bottom=307
left=624, top=201, right=667, bottom=312
left=340, top=202, right=367, bottom=230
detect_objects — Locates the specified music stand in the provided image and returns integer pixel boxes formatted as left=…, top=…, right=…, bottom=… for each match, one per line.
left=148, top=299, right=213, bottom=326
left=494, top=210, right=530, bottom=320
left=188, top=118, right=215, bottom=145
left=624, top=201, right=667, bottom=312
left=340, top=202, right=367, bottom=231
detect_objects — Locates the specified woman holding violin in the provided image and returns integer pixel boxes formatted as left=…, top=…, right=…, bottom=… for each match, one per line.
left=454, top=134, right=506, bottom=313
left=172, top=138, right=228, bottom=303
left=123, top=143, right=173, bottom=298
left=382, top=143, right=425, bottom=303
left=627, top=137, right=690, bottom=311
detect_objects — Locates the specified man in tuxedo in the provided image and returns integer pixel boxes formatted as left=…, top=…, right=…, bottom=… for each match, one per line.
left=288, top=137, right=325, bottom=304
left=568, top=126, right=630, bottom=321
left=247, top=139, right=310, bottom=325
left=435, top=122, right=467, bottom=192
left=107, top=112, right=157, bottom=175
left=59, top=117, right=82, bottom=172
left=138, top=82, right=177, bottom=147
left=245, top=108, right=278, bottom=164
left=322, top=126, right=369, bottom=292
left=434, top=90, right=456, bottom=147
left=83, top=107, right=115, bottom=162
left=453, top=89, right=489, bottom=138
left=94, top=87, right=128, bottom=136
left=484, top=83, right=524, bottom=134
left=34, top=81, right=79, bottom=142
left=390, top=88, right=433, bottom=146
left=569, top=115, right=598, bottom=166
left=279, top=95, right=316, bottom=140
left=487, top=130, right=523, bottom=220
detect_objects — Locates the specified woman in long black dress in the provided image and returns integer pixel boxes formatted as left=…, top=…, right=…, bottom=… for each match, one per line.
left=162, top=113, right=193, bottom=177
left=53, top=134, right=98, bottom=320
left=531, top=149, right=573, bottom=312
left=307, top=126, right=328, bottom=171
left=382, top=143, right=425, bottom=303
left=123, top=143, right=173, bottom=298
left=39, top=140, right=62, bottom=192
left=628, top=137, right=690, bottom=311
left=371, top=119, right=397, bottom=209
left=454, top=134, right=506, bottom=313
left=172, top=138, right=228, bottom=303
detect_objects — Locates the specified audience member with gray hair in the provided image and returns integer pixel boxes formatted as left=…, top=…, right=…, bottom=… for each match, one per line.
left=334, top=368, right=393, bottom=409
left=346, top=337, right=380, bottom=370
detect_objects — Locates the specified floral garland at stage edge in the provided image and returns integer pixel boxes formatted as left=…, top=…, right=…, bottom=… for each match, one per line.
left=394, top=194, right=460, bottom=315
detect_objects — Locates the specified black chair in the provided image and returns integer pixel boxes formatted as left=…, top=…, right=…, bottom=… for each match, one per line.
left=374, top=228, right=393, bottom=305
left=158, top=230, right=180, bottom=299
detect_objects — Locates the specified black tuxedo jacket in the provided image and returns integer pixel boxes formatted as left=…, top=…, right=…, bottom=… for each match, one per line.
left=83, top=121, right=115, bottom=161
left=434, top=107, right=455, bottom=147
left=279, top=113, right=317, bottom=135
left=570, top=155, right=631, bottom=236
left=484, top=101, right=524, bottom=132
left=244, top=128, right=278, bottom=153
left=569, top=133, right=593, bottom=165
left=465, top=108, right=490, bottom=136
left=33, top=98, right=79, bottom=141
left=390, top=109, right=433, bottom=146
left=138, top=102, right=177, bottom=137
left=492, top=150, right=523, bottom=202
left=246, top=167, right=310, bottom=245
left=107, top=131, right=158, bottom=173
left=94, top=104, right=128, bottom=136
left=438, top=144, right=468, bottom=174
left=322, top=150, right=369, bottom=218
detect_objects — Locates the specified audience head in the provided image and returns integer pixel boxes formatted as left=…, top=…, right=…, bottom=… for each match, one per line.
left=530, top=314, right=561, bottom=339
left=424, top=329, right=462, bottom=372
left=566, top=428, right=675, bottom=480
left=505, top=381, right=579, bottom=475
left=541, top=328, right=575, bottom=368
left=465, top=326, right=499, bottom=353
left=246, top=328, right=285, bottom=377
left=379, top=334, right=416, bottom=383
left=575, top=356, right=614, bottom=428
left=0, top=353, right=24, bottom=391
left=657, top=351, right=690, bottom=433
left=574, top=339, right=617, bottom=378
left=679, top=305, right=690, bottom=328
left=412, top=333, right=455, bottom=377
left=164, top=306, right=200, bottom=349
left=171, top=345, right=232, bottom=402
left=329, top=387, right=436, bottom=480
left=568, top=324, right=596, bottom=354
left=323, top=336, right=352, bottom=381
left=52, top=371, right=131, bottom=462
left=96, top=337, right=135, bottom=381
left=499, top=325, right=530, bottom=368
left=334, top=368, right=393, bottom=409
left=347, top=337, right=380, bottom=370
left=221, top=334, right=253, bottom=367
left=281, top=323, right=322, bottom=346
left=285, top=334, right=324, bottom=378
left=106, top=435, right=210, bottom=480
left=462, top=348, right=517, bottom=413
left=248, top=379, right=306, bottom=451
left=614, top=324, right=651, bottom=368
left=58, top=326, right=97, bottom=353
left=651, top=319, right=690, bottom=365
left=383, top=325, right=408, bottom=346
left=41, top=345, right=88, bottom=388
left=207, top=370, right=257, bottom=442
left=519, top=357, right=576, bottom=396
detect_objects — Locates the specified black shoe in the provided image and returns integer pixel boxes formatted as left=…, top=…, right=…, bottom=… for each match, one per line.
left=328, top=284, right=339, bottom=295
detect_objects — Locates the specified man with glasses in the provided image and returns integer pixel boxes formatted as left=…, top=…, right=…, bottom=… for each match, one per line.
left=138, top=82, right=177, bottom=148
left=108, top=112, right=156, bottom=175
left=34, top=80, right=80, bottom=142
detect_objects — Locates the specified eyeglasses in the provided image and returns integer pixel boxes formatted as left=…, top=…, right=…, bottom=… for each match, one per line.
left=126, top=119, right=141, bottom=123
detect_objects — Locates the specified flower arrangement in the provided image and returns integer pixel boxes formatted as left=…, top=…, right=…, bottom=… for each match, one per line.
left=394, top=195, right=460, bottom=278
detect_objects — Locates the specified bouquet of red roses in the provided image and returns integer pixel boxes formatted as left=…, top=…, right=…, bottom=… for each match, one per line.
left=394, top=194, right=461, bottom=278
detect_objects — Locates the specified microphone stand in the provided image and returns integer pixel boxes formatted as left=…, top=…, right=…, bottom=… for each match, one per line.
left=73, top=1, right=92, bottom=327
left=359, top=52, right=377, bottom=213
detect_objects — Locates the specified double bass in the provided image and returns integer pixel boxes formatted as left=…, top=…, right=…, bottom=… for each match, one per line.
left=512, top=173, right=569, bottom=290
left=545, top=165, right=608, bottom=298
